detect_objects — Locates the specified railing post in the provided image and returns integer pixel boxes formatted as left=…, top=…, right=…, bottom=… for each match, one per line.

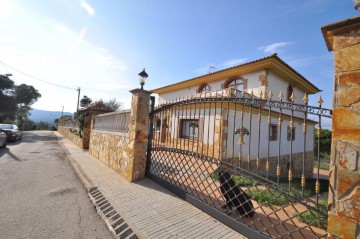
left=146, top=96, right=155, bottom=174
left=126, top=88, right=152, bottom=182
left=322, top=16, right=360, bottom=238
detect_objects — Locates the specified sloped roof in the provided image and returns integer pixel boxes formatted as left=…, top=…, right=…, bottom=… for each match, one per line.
left=152, top=54, right=320, bottom=95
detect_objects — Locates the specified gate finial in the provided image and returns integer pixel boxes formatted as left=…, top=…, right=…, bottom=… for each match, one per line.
left=289, top=92, right=295, bottom=102
left=278, top=91, right=284, bottom=101
left=317, top=96, right=324, bottom=107
left=303, top=93, right=309, bottom=104
left=268, top=91, right=273, bottom=100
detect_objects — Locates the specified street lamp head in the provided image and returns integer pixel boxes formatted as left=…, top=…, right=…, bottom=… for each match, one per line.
left=5, top=73, right=12, bottom=77
left=353, top=0, right=360, bottom=10
left=138, top=68, right=148, bottom=90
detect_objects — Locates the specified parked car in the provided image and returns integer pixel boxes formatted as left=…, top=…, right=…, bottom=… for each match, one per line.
left=0, top=130, right=7, bottom=148
left=0, top=124, right=22, bottom=142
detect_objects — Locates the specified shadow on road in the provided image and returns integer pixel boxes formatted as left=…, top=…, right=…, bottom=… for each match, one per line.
left=0, top=147, right=22, bottom=161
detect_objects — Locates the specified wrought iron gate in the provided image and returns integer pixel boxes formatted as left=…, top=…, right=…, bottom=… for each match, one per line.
left=146, top=90, right=332, bottom=239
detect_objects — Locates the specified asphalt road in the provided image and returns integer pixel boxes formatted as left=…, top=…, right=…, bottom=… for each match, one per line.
left=0, top=131, right=114, bottom=239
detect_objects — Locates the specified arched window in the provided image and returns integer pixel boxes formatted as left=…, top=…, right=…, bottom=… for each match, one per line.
left=287, top=85, right=294, bottom=101
left=197, top=83, right=211, bottom=93
left=224, top=78, right=244, bottom=91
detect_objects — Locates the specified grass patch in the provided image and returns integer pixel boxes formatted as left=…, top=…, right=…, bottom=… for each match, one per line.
left=297, top=199, right=328, bottom=229
left=268, top=177, right=329, bottom=197
left=210, top=173, right=255, bottom=186
left=314, top=161, right=330, bottom=170
left=210, top=173, right=329, bottom=207
left=232, top=175, right=254, bottom=186
left=248, top=188, right=288, bottom=207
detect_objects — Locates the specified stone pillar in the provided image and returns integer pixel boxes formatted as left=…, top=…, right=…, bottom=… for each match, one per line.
left=322, top=16, right=360, bottom=238
left=82, top=113, right=93, bottom=149
left=126, top=89, right=151, bottom=182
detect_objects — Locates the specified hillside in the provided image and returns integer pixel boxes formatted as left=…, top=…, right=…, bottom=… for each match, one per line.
left=29, top=109, right=73, bottom=125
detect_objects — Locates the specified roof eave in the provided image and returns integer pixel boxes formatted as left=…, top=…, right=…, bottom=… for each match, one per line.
left=152, top=55, right=320, bottom=95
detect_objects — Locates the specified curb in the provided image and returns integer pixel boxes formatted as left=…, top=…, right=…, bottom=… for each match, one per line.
left=89, top=187, right=139, bottom=239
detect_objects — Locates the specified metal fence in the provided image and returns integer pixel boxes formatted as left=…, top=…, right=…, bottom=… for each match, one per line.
left=92, top=110, right=131, bottom=133
left=146, top=90, right=332, bottom=239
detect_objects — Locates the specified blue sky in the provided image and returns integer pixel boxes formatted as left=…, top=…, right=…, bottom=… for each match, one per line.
left=0, top=0, right=357, bottom=114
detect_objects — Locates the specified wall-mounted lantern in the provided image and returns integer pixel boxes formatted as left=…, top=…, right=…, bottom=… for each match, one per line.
left=235, top=127, right=249, bottom=145
left=353, top=0, right=360, bottom=10
left=138, top=68, right=148, bottom=90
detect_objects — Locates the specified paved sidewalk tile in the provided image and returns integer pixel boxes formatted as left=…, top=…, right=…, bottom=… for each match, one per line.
left=56, top=132, right=247, bottom=239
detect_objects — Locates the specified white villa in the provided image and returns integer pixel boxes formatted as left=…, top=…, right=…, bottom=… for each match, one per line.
left=151, top=54, right=320, bottom=178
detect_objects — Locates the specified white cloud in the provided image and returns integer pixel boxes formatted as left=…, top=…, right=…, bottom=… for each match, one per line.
left=258, top=42, right=292, bottom=54
left=54, top=23, right=73, bottom=36
left=0, top=9, right=133, bottom=112
left=81, top=0, right=95, bottom=16
left=0, top=0, right=14, bottom=19
left=220, top=58, right=248, bottom=68
left=0, top=35, right=17, bottom=42
left=61, top=26, right=87, bottom=62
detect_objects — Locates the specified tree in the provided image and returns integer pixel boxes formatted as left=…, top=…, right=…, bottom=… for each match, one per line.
left=15, top=84, right=41, bottom=129
left=104, top=98, right=123, bottom=111
left=0, top=76, right=41, bottom=126
left=80, top=95, right=92, bottom=108
left=22, top=118, right=36, bottom=131
left=314, top=129, right=332, bottom=159
left=36, top=121, right=50, bottom=130
left=15, top=84, right=41, bottom=106
left=0, top=75, right=16, bottom=121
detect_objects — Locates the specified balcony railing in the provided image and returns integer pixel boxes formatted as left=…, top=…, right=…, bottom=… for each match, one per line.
left=93, top=110, right=131, bottom=133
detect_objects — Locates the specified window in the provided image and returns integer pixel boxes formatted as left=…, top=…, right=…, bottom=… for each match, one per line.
left=269, top=124, right=277, bottom=141
left=287, top=85, right=294, bottom=102
left=180, top=119, right=198, bottom=139
left=197, top=83, right=211, bottom=93
left=225, top=79, right=244, bottom=91
left=287, top=126, right=295, bottom=141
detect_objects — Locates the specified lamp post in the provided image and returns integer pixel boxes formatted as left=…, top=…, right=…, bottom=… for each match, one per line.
left=138, top=68, right=148, bottom=90
left=76, top=87, right=81, bottom=111
left=354, top=0, right=360, bottom=10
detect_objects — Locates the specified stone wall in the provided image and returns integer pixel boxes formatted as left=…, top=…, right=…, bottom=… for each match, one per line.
left=88, top=89, right=151, bottom=182
left=322, top=16, right=360, bottom=239
left=57, top=126, right=84, bottom=149
left=89, top=130, right=130, bottom=178
left=57, top=113, right=93, bottom=149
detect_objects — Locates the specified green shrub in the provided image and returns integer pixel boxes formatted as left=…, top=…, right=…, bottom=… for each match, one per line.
left=297, top=199, right=328, bottom=229
left=210, top=173, right=254, bottom=186
left=248, top=188, right=288, bottom=207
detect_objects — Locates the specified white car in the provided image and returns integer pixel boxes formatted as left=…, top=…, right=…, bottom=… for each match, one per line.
left=0, top=130, right=7, bottom=148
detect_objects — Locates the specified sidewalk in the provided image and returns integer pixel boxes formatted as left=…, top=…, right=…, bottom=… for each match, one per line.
left=55, top=132, right=246, bottom=239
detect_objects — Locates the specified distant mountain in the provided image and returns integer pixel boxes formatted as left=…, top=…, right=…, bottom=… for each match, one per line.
left=29, top=109, right=73, bottom=125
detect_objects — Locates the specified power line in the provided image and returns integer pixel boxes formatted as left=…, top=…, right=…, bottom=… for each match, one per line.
left=0, top=60, right=78, bottom=91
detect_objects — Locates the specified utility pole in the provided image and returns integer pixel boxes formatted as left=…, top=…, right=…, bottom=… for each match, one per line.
left=76, top=87, right=81, bottom=111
